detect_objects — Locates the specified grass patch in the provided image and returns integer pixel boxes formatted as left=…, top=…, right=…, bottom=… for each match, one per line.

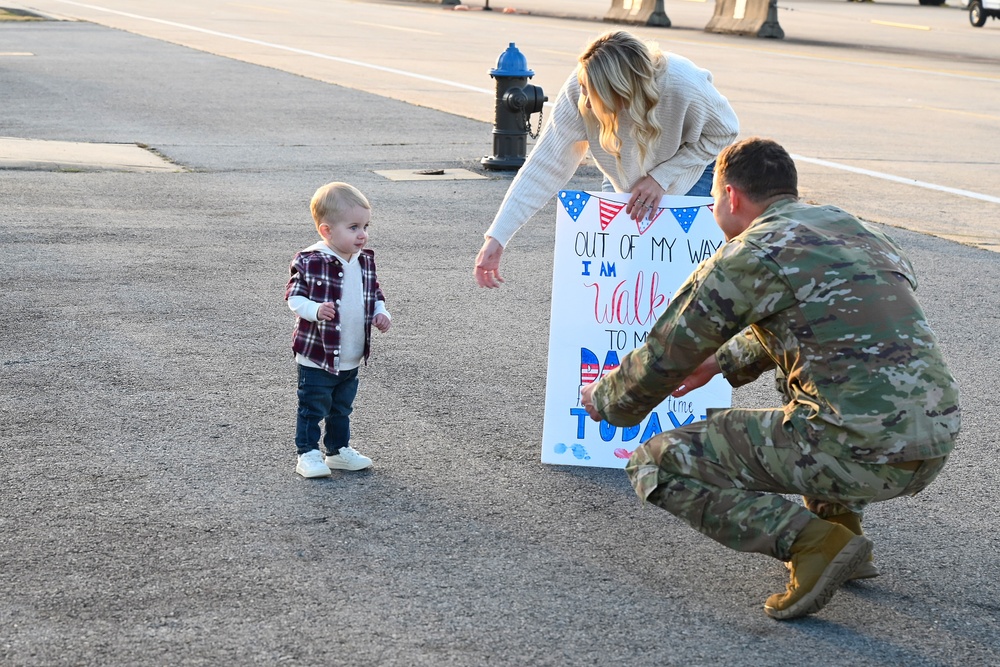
left=0, top=8, right=46, bottom=21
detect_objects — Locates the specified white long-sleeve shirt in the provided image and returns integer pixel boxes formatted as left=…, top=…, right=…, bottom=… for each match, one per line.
left=485, top=53, right=739, bottom=247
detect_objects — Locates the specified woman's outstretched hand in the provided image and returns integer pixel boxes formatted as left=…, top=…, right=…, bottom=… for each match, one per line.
left=475, top=236, right=506, bottom=288
left=626, top=175, right=666, bottom=222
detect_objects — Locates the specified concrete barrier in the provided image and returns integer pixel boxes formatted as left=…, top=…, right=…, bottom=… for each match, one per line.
left=604, top=0, right=671, bottom=27
left=705, top=0, right=784, bottom=38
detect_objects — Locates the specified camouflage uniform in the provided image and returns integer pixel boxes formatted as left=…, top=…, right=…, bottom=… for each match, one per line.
left=592, top=199, right=961, bottom=560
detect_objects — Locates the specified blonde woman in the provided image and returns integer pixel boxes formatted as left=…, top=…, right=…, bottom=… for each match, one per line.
left=475, top=31, right=739, bottom=288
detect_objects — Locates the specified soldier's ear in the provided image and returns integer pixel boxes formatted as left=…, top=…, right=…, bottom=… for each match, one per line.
left=727, top=185, right=764, bottom=236
left=725, top=184, right=742, bottom=213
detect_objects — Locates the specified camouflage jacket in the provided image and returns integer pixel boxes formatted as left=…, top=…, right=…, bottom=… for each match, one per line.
left=592, top=198, right=960, bottom=464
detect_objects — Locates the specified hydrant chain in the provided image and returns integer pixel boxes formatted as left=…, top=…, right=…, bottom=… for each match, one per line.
left=527, top=107, right=543, bottom=140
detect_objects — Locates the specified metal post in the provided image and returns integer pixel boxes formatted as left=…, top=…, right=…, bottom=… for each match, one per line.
left=649, top=0, right=671, bottom=26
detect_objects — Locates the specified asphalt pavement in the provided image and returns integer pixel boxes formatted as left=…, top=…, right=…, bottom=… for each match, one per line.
left=1, top=10, right=999, bottom=667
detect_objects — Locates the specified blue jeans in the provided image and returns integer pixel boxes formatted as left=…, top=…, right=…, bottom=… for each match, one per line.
left=684, top=161, right=715, bottom=197
left=600, top=161, right=715, bottom=196
left=295, top=365, right=359, bottom=456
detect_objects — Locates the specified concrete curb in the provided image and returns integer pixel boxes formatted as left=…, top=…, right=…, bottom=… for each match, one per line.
left=0, top=136, right=183, bottom=172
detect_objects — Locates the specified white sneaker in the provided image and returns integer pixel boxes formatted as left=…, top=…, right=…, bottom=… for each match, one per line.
left=325, top=446, right=372, bottom=471
left=296, top=449, right=332, bottom=478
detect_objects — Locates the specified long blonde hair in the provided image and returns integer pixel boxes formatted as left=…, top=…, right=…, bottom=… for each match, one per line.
left=577, top=31, right=664, bottom=181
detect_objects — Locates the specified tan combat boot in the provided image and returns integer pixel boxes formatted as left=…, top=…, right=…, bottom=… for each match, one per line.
left=785, top=512, right=880, bottom=580
left=765, top=519, right=872, bottom=620
left=827, top=512, right=879, bottom=580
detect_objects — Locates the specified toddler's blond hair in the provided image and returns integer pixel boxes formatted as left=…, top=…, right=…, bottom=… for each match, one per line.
left=310, top=182, right=370, bottom=231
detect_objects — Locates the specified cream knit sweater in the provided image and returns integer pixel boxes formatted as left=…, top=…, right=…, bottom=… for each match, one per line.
left=485, top=53, right=739, bottom=247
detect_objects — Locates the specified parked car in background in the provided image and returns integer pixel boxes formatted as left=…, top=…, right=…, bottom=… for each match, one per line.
left=969, top=0, right=1000, bottom=25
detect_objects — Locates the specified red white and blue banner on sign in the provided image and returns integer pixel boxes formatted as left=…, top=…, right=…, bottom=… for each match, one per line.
left=541, top=191, right=733, bottom=468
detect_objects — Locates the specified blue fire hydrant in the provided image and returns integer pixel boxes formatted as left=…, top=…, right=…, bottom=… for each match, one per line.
left=482, top=43, right=547, bottom=171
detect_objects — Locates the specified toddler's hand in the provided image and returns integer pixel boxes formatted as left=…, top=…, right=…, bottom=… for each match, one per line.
left=373, top=313, right=391, bottom=333
left=317, top=302, right=336, bottom=321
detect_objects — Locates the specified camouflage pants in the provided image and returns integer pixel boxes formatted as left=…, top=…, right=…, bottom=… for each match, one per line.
left=625, top=407, right=947, bottom=561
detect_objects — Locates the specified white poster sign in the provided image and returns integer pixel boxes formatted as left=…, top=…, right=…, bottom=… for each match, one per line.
left=541, top=190, right=733, bottom=468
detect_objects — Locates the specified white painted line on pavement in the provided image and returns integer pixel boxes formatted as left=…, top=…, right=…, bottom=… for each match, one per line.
left=792, top=154, right=1000, bottom=205
left=46, top=0, right=1000, bottom=206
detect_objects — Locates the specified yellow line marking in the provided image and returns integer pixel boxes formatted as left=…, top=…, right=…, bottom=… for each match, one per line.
left=0, top=52, right=34, bottom=56
left=539, top=49, right=580, bottom=57
left=871, top=20, right=931, bottom=31
left=918, top=105, right=1000, bottom=121
left=227, top=3, right=290, bottom=14
left=349, top=20, right=441, bottom=35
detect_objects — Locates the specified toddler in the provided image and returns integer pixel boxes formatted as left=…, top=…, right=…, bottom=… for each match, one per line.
left=285, top=182, right=390, bottom=478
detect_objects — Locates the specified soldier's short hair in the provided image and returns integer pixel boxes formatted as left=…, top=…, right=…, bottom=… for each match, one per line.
left=716, top=137, right=798, bottom=203
left=311, top=182, right=370, bottom=230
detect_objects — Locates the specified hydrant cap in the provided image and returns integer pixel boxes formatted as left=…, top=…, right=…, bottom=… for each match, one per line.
left=490, top=43, right=534, bottom=78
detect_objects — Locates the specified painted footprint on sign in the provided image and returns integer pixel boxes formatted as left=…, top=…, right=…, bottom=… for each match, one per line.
left=553, top=443, right=591, bottom=461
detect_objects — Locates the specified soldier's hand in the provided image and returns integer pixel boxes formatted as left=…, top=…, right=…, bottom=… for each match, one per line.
left=673, top=356, right=721, bottom=397
left=580, top=382, right=602, bottom=422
